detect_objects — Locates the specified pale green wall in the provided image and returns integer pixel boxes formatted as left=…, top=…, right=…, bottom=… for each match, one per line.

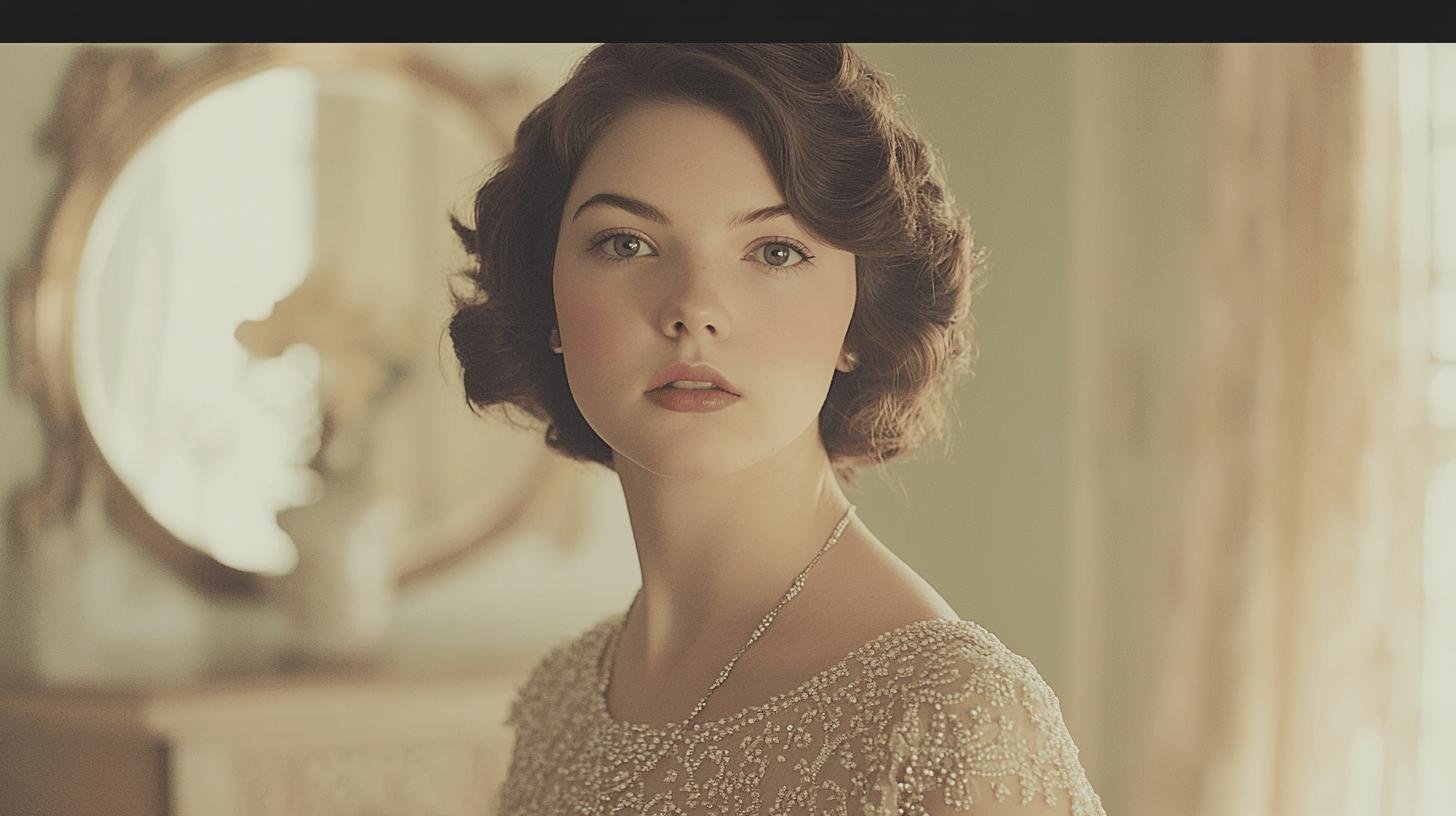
left=850, top=44, right=1075, bottom=686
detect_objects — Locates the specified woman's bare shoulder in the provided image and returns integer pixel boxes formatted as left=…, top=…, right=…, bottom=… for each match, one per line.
left=765, top=528, right=962, bottom=669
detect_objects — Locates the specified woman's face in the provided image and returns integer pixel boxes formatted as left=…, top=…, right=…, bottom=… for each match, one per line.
left=552, top=101, right=858, bottom=478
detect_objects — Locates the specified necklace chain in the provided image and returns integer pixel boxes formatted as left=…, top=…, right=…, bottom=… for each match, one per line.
left=603, top=503, right=857, bottom=786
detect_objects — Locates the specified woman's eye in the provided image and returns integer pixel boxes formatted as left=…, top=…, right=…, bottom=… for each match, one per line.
left=599, top=233, right=654, bottom=260
left=754, top=241, right=808, bottom=268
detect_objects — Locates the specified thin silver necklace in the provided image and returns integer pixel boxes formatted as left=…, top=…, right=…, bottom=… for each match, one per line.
left=600, top=503, right=857, bottom=791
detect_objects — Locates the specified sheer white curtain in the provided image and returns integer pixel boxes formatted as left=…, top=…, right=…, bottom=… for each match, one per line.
left=1128, top=43, right=1429, bottom=816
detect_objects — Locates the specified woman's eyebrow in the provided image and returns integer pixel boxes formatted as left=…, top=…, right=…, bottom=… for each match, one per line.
left=571, top=192, right=792, bottom=228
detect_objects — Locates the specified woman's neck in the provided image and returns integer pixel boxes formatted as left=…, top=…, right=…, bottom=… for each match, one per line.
left=611, top=434, right=856, bottom=677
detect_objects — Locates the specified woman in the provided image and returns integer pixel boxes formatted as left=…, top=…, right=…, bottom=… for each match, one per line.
left=448, top=43, right=1105, bottom=816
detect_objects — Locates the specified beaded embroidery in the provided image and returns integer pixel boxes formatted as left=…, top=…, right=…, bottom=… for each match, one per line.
left=496, top=611, right=1105, bottom=815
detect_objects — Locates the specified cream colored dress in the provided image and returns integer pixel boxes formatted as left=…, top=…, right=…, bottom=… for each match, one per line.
left=495, top=610, right=1106, bottom=815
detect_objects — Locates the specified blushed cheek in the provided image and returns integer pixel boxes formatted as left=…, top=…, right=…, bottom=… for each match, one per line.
left=555, top=283, right=623, bottom=369
left=775, top=282, right=855, bottom=368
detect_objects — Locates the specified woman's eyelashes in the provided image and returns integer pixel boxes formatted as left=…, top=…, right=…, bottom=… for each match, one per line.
left=586, top=229, right=815, bottom=271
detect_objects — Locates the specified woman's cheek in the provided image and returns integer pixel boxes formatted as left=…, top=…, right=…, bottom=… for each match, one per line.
left=556, top=285, right=625, bottom=370
left=774, top=302, right=845, bottom=371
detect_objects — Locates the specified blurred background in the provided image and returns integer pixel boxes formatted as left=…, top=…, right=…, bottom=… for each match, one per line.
left=0, top=42, right=1449, bottom=816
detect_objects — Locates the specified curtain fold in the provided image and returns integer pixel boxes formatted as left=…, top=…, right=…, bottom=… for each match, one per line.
left=1129, top=43, right=1428, bottom=816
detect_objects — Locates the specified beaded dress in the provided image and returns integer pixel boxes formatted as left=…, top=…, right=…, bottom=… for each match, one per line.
left=495, top=607, right=1106, bottom=815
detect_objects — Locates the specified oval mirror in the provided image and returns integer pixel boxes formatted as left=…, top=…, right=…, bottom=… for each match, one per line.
left=11, top=44, right=573, bottom=596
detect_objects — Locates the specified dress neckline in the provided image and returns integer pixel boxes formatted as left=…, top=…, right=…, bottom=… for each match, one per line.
left=592, top=608, right=971, bottom=734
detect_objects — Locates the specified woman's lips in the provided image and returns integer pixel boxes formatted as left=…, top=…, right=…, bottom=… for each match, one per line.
left=646, top=386, right=741, bottom=412
left=646, top=361, right=739, bottom=394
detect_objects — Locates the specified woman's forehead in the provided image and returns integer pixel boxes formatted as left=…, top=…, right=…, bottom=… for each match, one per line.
left=570, top=109, right=784, bottom=226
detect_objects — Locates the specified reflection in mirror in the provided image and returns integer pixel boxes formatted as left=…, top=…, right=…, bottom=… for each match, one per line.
left=71, top=64, right=539, bottom=578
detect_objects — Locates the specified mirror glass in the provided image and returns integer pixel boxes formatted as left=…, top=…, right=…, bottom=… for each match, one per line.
left=72, top=64, right=545, bottom=576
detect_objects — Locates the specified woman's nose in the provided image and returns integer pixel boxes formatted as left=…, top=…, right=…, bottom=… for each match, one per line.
left=659, top=261, right=729, bottom=340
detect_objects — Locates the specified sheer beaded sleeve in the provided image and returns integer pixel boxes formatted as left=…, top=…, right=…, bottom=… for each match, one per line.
left=502, top=641, right=561, bottom=728
left=884, top=633, right=1106, bottom=816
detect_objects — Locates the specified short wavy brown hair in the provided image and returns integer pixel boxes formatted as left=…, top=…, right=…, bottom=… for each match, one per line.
left=445, top=43, right=988, bottom=487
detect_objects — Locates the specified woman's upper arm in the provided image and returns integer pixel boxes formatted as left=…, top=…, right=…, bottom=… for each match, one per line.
left=886, top=642, right=1106, bottom=816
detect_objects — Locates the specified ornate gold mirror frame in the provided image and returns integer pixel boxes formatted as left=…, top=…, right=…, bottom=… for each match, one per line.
left=7, top=43, right=566, bottom=599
